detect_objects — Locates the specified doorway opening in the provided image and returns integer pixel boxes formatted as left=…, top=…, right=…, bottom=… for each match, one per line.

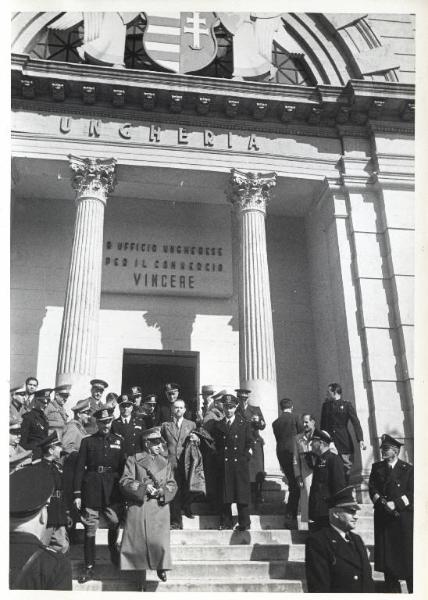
left=121, top=349, right=200, bottom=416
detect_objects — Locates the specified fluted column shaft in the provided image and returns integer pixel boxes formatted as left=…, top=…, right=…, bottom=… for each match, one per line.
left=228, top=169, right=278, bottom=473
left=56, top=155, right=117, bottom=411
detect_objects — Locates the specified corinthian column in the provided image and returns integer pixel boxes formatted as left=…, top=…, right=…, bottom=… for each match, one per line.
left=56, top=155, right=117, bottom=410
left=228, top=168, right=278, bottom=473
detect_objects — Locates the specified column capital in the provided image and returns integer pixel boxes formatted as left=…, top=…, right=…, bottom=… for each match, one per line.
left=68, top=155, right=117, bottom=204
left=227, top=168, right=277, bottom=214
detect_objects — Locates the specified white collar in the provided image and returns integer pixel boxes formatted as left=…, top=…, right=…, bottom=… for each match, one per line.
left=387, top=457, right=398, bottom=469
left=226, top=415, right=235, bottom=425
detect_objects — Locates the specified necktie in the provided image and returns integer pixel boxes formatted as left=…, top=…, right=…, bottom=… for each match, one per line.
left=227, top=420, right=231, bottom=429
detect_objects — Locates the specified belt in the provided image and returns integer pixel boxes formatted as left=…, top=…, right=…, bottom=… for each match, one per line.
left=51, top=490, right=63, bottom=499
left=88, top=466, right=113, bottom=473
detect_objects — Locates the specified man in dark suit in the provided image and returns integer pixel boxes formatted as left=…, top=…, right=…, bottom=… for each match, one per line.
left=272, top=398, right=302, bottom=528
left=369, top=433, right=413, bottom=593
left=160, top=399, right=197, bottom=528
left=111, top=394, right=145, bottom=457
left=320, top=382, right=366, bottom=484
left=308, top=429, right=346, bottom=531
left=305, top=486, right=375, bottom=592
left=211, top=394, right=254, bottom=531
left=20, top=389, right=52, bottom=459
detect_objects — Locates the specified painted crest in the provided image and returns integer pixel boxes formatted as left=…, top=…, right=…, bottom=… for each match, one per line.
left=143, top=12, right=219, bottom=74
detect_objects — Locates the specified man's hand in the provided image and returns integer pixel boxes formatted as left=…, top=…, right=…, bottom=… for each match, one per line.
left=360, top=440, right=366, bottom=451
left=73, top=498, right=82, bottom=511
left=146, top=484, right=157, bottom=496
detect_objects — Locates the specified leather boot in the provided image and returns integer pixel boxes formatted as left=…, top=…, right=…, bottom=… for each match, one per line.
left=78, top=536, right=96, bottom=583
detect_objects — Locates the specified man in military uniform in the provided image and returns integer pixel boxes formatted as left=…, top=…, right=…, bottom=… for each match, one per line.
left=84, top=378, right=109, bottom=434
left=211, top=394, right=254, bottom=531
left=9, top=417, right=32, bottom=473
left=199, top=384, right=216, bottom=417
left=73, top=405, right=126, bottom=582
left=38, top=432, right=71, bottom=553
left=9, top=385, right=29, bottom=421
left=305, top=486, right=374, bottom=592
left=10, top=462, right=72, bottom=589
left=308, top=429, right=346, bottom=531
left=320, top=383, right=366, bottom=484
left=111, top=394, right=145, bottom=457
left=129, top=385, right=143, bottom=409
left=369, top=433, right=413, bottom=593
left=138, top=394, right=161, bottom=429
left=45, top=384, right=71, bottom=439
left=20, top=388, right=52, bottom=459
left=236, top=388, right=266, bottom=505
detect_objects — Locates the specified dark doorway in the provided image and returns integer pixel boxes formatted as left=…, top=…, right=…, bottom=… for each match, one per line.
left=121, top=349, right=200, bottom=417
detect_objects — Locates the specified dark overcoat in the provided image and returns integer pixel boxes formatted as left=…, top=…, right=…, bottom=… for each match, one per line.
left=111, top=415, right=145, bottom=457
left=212, top=415, right=253, bottom=504
left=305, top=525, right=375, bottom=592
left=20, top=408, right=49, bottom=459
left=241, top=404, right=266, bottom=483
left=308, top=450, right=346, bottom=522
left=320, top=399, right=364, bottom=453
left=368, top=458, right=413, bottom=578
left=73, top=431, right=125, bottom=509
left=40, top=460, right=68, bottom=527
left=120, top=452, right=177, bottom=570
left=61, top=419, right=88, bottom=510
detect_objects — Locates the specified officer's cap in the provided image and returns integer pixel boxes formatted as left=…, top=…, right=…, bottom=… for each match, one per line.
left=326, top=486, right=360, bottom=509
left=200, top=385, right=215, bottom=395
left=90, top=379, right=109, bottom=390
left=380, top=433, right=402, bottom=450
left=34, top=388, right=53, bottom=401
left=129, top=385, right=142, bottom=398
left=165, top=382, right=180, bottom=392
left=144, top=394, right=157, bottom=404
left=142, top=426, right=162, bottom=441
left=222, top=394, right=238, bottom=407
left=71, top=398, right=91, bottom=413
left=118, top=394, right=134, bottom=406
left=93, top=404, right=114, bottom=421
left=235, top=388, right=251, bottom=395
left=54, top=384, right=71, bottom=395
left=312, top=429, right=332, bottom=444
left=10, top=385, right=26, bottom=395
left=212, top=388, right=228, bottom=400
left=37, top=431, right=62, bottom=452
left=10, top=463, right=54, bottom=518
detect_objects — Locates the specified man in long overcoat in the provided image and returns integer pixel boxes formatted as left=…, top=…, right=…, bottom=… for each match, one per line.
left=211, top=394, right=254, bottom=531
left=111, top=394, right=145, bottom=457
left=120, top=427, right=177, bottom=585
left=20, top=389, right=52, bottom=459
left=369, top=433, right=413, bottom=593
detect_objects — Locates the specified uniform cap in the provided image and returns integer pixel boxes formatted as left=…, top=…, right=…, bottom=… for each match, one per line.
left=142, top=426, right=162, bottom=441
left=312, top=429, right=332, bottom=444
left=10, top=463, right=54, bottom=518
left=144, top=394, right=157, bottom=404
left=235, top=388, right=251, bottom=395
left=200, top=385, right=215, bottom=395
left=118, top=394, right=134, bottom=406
left=54, top=384, right=72, bottom=395
left=212, top=388, right=228, bottom=400
left=222, top=394, right=238, bottom=406
left=93, top=404, right=114, bottom=421
left=90, top=379, right=109, bottom=390
left=380, top=433, right=403, bottom=449
left=165, top=383, right=180, bottom=392
left=326, top=486, right=360, bottom=509
left=34, top=388, right=53, bottom=401
left=10, top=385, right=26, bottom=395
left=129, top=386, right=142, bottom=398
left=71, top=398, right=91, bottom=413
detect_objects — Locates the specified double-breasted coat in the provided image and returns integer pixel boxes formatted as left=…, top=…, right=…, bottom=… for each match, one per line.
left=240, top=404, right=266, bottom=483
left=73, top=431, right=126, bottom=509
left=111, top=415, right=145, bottom=457
left=20, top=408, right=49, bottom=459
left=320, top=399, right=364, bottom=454
left=368, top=458, right=413, bottom=579
left=305, top=526, right=375, bottom=592
left=120, top=452, right=177, bottom=570
left=308, top=450, right=346, bottom=522
left=211, top=415, right=253, bottom=504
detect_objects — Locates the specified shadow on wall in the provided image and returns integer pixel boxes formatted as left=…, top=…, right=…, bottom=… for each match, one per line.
left=142, top=311, right=196, bottom=352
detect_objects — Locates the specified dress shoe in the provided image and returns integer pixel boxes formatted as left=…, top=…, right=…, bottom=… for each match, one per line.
left=234, top=524, right=250, bottom=532
left=78, top=566, right=95, bottom=584
left=184, top=507, right=195, bottom=519
left=157, top=569, right=167, bottom=582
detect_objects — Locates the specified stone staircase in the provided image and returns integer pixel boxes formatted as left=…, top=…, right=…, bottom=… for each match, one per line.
left=69, top=479, right=399, bottom=592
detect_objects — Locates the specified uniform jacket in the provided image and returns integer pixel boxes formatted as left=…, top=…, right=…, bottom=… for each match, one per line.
left=9, top=532, right=72, bottom=590
left=9, top=398, right=28, bottom=422
left=240, top=404, right=266, bottom=482
left=211, top=415, right=253, bottom=504
left=120, top=451, right=177, bottom=570
left=84, top=395, right=104, bottom=435
left=308, top=450, right=346, bottom=522
left=73, top=431, right=126, bottom=509
left=44, top=398, right=68, bottom=435
left=20, top=408, right=49, bottom=459
left=136, top=408, right=161, bottom=429
left=369, top=458, right=413, bottom=578
left=272, top=411, right=301, bottom=453
left=305, top=526, right=375, bottom=593
left=61, top=419, right=88, bottom=510
left=111, top=415, right=145, bottom=457
left=161, top=418, right=196, bottom=468
left=320, top=399, right=363, bottom=453
left=40, top=459, right=68, bottom=527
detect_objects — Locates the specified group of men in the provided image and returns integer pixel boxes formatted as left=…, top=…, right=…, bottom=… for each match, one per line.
left=9, top=377, right=413, bottom=593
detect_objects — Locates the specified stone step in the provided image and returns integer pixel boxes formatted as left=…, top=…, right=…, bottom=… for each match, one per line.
left=143, top=578, right=305, bottom=592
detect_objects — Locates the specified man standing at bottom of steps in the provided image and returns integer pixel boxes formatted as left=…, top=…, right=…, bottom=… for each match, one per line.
left=305, top=486, right=375, bottom=593
left=211, top=394, right=253, bottom=531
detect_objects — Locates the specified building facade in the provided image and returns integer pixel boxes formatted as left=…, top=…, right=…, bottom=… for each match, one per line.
left=11, top=12, right=415, bottom=477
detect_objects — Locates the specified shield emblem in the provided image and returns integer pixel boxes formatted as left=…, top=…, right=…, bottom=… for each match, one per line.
left=143, top=12, right=219, bottom=74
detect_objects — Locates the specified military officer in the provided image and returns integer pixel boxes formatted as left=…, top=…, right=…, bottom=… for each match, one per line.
left=199, top=384, right=216, bottom=417
left=73, top=405, right=125, bottom=583
left=84, top=378, right=109, bottom=434
left=129, top=385, right=143, bottom=409
left=9, top=417, right=32, bottom=472
left=308, top=429, right=346, bottom=531
left=20, top=388, right=52, bottom=459
left=9, top=385, right=29, bottom=421
left=10, top=462, right=72, bottom=589
left=38, top=432, right=71, bottom=553
left=45, top=384, right=71, bottom=439
left=320, top=383, right=366, bottom=484
left=369, top=433, right=413, bottom=593
left=211, top=394, right=254, bottom=531
left=139, top=394, right=161, bottom=428
left=159, top=383, right=192, bottom=422
left=111, top=394, right=145, bottom=457
left=305, top=486, right=375, bottom=592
